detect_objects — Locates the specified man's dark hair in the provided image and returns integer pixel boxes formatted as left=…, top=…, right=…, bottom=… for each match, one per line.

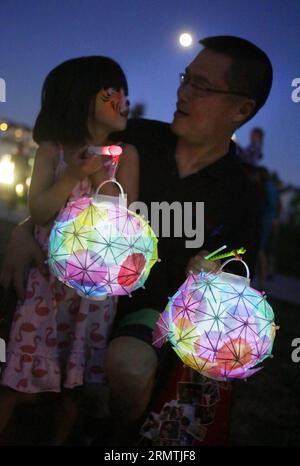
left=199, top=35, right=273, bottom=124
left=33, top=56, right=128, bottom=145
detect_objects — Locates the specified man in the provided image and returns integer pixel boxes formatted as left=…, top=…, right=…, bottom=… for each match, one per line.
left=0, top=35, right=273, bottom=445
left=238, top=127, right=265, bottom=165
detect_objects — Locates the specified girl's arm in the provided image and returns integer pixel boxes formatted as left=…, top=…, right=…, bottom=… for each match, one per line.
left=29, top=143, right=74, bottom=225
left=29, top=143, right=103, bottom=226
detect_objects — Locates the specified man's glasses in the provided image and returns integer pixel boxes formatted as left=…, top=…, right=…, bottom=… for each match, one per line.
left=179, top=72, right=251, bottom=98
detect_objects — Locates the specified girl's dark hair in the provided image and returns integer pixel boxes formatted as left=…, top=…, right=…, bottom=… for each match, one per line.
left=33, top=56, right=128, bottom=144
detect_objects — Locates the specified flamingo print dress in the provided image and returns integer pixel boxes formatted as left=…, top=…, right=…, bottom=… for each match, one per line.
left=0, top=150, right=117, bottom=393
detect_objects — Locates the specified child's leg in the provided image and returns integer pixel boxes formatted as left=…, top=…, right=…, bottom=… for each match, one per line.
left=0, top=387, right=37, bottom=433
left=0, top=388, right=19, bottom=433
left=49, top=387, right=82, bottom=445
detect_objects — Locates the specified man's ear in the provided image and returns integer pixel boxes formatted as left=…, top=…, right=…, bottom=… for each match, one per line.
left=232, top=98, right=256, bottom=126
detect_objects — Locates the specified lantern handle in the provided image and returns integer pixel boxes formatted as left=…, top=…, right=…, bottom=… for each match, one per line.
left=95, top=178, right=125, bottom=198
left=218, top=257, right=250, bottom=279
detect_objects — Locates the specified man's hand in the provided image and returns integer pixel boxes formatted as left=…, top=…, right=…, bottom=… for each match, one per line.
left=0, top=219, right=47, bottom=300
left=186, top=250, right=221, bottom=275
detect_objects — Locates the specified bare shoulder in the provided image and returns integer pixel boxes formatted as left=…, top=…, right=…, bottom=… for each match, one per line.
left=121, top=143, right=139, bottom=160
left=36, top=141, right=60, bottom=164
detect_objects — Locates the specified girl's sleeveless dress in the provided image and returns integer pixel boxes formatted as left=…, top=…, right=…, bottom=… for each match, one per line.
left=0, top=149, right=117, bottom=393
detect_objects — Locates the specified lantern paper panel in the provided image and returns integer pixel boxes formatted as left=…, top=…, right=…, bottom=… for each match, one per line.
left=153, top=270, right=276, bottom=381
left=48, top=196, right=158, bottom=300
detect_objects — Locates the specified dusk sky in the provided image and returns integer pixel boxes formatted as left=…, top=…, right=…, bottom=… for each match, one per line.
left=1, top=0, right=299, bottom=185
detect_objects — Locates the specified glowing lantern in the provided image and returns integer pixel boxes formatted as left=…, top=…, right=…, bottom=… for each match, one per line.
left=153, top=258, right=277, bottom=381
left=48, top=179, right=158, bottom=300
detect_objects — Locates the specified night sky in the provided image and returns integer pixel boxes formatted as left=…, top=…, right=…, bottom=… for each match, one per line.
left=1, top=0, right=299, bottom=185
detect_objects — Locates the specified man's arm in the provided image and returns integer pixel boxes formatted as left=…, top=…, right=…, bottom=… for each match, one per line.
left=0, top=217, right=47, bottom=299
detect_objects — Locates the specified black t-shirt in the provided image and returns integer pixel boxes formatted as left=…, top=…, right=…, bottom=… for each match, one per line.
left=112, top=118, right=261, bottom=314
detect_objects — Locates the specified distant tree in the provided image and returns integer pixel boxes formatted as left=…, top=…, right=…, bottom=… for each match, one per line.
left=130, top=103, right=145, bottom=119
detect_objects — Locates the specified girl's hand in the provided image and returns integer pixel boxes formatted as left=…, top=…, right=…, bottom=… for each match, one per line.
left=185, top=250, right=221, bottom=276
left=66, top=146, right=105, bottom=181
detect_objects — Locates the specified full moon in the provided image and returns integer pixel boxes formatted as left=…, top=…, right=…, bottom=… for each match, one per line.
left=179, top=33, right=193, bottom=47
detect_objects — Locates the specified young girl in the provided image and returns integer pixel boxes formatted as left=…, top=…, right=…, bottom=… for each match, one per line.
left=0, top=56, right=139, bottom=444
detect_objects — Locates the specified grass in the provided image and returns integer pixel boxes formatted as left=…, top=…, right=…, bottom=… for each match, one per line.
left=229, top=298, right=300, bottom=445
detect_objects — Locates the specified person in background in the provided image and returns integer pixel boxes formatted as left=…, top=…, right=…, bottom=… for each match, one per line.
left=256, top=166, right=280, bottom=290
left=239, top=127, right=264, bottom=165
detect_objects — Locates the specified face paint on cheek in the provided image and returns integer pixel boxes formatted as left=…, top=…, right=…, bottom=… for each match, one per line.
left=108, top=89, right=130, bottom=117
left=99, top=87, right=117, bottom=103
left=101, top=88, right=123, bottom=112
left=98, top=88, right=129, bottom=116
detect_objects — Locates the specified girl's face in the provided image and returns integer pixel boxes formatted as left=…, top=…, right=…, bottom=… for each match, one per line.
left=91, top=87, right=130, bottom=134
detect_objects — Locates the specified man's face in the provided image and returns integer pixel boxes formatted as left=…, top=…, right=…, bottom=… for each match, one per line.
left=171, top=48, right=239, bottom=144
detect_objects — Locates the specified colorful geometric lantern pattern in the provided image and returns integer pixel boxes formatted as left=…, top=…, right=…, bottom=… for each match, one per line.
left=153, top=262, right=276, bottom=381
left=48, top=195, right=158, bottom=300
